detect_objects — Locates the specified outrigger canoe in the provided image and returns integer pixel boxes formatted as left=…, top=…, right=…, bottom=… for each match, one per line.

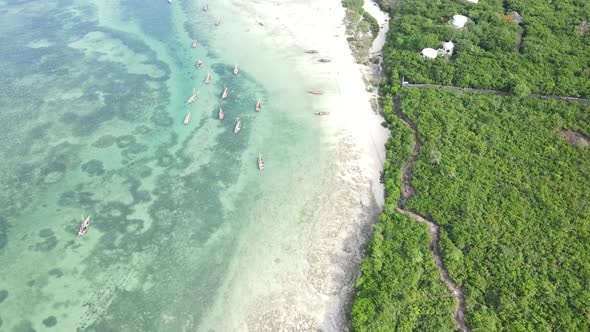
left=78, top=215, right=90, bottom=237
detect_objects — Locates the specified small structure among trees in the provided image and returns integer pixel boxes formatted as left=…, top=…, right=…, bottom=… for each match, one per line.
left=421, top=48, right=438, bottom=59
left=441, top=41, right=454, bottom=56
left=421, top=41, right=455, bottom=59
left=451, top=15, right=469, bottom=28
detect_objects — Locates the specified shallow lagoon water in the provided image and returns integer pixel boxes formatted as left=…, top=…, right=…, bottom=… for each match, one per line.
left=0, top=0, right=379, bottom=330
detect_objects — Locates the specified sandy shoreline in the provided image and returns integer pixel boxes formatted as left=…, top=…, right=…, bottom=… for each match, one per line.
left=198, top=0, right=389, bottom=330
left=244, top=0, right=389, bottom=203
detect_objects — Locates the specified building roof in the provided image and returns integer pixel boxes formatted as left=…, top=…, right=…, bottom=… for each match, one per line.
left=421, top=48, right=438, bottom=59
left=452, top=15, right=468, bottom=28
left=442, top=41, right=454, bottom=51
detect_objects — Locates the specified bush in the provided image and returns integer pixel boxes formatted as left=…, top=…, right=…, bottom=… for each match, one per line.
left=362, top=11, right=380, bottom=38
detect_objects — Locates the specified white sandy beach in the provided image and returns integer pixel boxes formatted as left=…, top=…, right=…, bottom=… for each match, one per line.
left=198, top=0, right=390, bottom=330
left=240, top=0, right=390, bottom=204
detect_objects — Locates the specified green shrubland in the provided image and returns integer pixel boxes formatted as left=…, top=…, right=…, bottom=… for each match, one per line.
left=352, top=213, right=457, bottom=332
left=353, top=87, right=590, bottom=331
left=351, top=0, right=590, bottom=331
left=380, top=0, right=590, bottom=97
left=352, top=96, right=457, bottom=331
left=343, top=0, right=380, bottom=39
left=402, top=89, right=590, bottom=331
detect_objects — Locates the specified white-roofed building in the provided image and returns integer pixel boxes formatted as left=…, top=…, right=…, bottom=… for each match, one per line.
left=441, top=41, right=455, bottom=55
left=421, top=48, right=438, bottom=59
left=452, top=15, right=468, bottom=28
left=466, top=0, right=479, bottom=3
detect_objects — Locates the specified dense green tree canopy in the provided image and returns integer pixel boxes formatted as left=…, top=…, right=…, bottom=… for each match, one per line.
left=353, top=88, right=590, bottom=331
left=380, top=0, right=590, bottom=97
left=351, top=1, right=590, bottom=331
left=403, top=89, right=590, bottom=331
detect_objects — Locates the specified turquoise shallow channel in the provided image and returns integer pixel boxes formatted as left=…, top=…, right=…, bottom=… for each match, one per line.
left=0, top=0, right=331, bottom=330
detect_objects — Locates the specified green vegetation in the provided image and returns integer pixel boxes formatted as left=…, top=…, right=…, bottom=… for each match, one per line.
left=352, top=97, right=458, bottom=331
left=372, top=0, right=395, bottom=13
left=401, top=89, right=590, bottom=331
left=351, top=0, right=590, bottom=331
left=381, top=0, right=590, bottom=97
left=362, top=11, right=380, bottom=37
left=353, top=87, right=590, bottom=331
left=352, top=89, right=590, bottom=331
left=342, top=0, right=365, bottom=12
left=380, top=96, right=413, bottom=203
left=352, top=213, right=456, bottom=331
left=342, top=0, right=380, bottom=62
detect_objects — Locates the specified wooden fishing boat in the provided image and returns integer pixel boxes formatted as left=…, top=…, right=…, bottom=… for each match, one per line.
left=78, top=215, right=90, bottom=237
left=305, top=50, right=318, bottom=54
left=307, top=90, right=322, bottom=95
left=221, top=87, right=228, bottom=99
left=313, top=112, right=330, bottom=116
left=183, top=112, right=192, bottom=124
left=216, top=18, right=221, bottom=26
left=203, top=2, right=208, bottom=11
left=191, top=39, right=197, bottom=48
left=258, top=153, right=264, bottom=171
left=205, top=72, right=212, bottom=84
left=233, top=64, right=239, bottom=75
left=186, top=89, right=199, bottom=104
left=234, top=118, right=241, bottom=134
left=218, top=107, right=224, bottom=120
left=196, top=59, right=203, bottom=69
left=168, top=0, right=173, bottom=4
left=255, top=98, right=262, bottom=112
left=318, top=58, right=332, bottom=63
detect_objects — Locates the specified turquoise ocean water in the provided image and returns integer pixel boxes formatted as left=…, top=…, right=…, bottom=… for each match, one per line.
left=0, top=0, right=333, bottom=330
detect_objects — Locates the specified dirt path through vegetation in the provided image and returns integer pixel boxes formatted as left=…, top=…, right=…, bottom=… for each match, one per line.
left=393, top=98, right=471, bottom=332
left=404, top=84, right=590, bottom=104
